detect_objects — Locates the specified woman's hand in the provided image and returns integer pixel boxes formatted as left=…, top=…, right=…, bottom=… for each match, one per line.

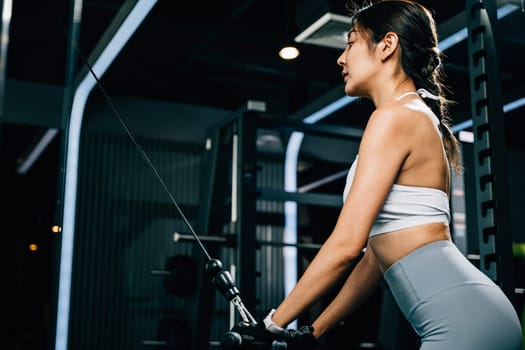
left=229, top=320, right=318, bottom=349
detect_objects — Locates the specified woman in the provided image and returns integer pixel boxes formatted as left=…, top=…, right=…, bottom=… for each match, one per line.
left=233, top=1, right=522, bottom=349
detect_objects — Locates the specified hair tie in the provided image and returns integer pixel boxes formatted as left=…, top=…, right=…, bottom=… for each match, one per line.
left=435, top=56, right=442, bottom=70
left=417, top=88, right=440, bottom=101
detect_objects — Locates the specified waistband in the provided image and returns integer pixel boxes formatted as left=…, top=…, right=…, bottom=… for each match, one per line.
left=384, top=240, right=496, bottom=302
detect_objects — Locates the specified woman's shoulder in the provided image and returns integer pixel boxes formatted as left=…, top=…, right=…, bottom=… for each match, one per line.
left=371, top=101, right=425, bottom=121
left=368, top=101, right=434, bottom=135
left=366, top=103, right=417, bottom=134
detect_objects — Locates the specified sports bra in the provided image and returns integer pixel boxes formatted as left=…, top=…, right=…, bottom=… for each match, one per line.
left=342, top=94, right=450, bottom=237
left=343, top=156, right=451, bottom=237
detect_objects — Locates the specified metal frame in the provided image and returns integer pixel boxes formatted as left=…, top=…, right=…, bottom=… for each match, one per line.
left=466, top=0, right=515, bottom=299
left=196, top=105, right=365, bottom=345
left=196, top=105, right=261, bottom=349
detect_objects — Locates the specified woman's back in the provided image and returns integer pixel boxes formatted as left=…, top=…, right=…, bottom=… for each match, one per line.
left=354, top=95, right=453, bottom=270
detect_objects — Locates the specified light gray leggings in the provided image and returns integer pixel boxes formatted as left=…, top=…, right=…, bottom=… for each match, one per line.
left=384, top=240, right=522, bottom=350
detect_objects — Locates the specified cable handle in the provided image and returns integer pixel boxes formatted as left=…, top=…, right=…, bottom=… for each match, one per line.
left=206, top=258, right=257, bottom=324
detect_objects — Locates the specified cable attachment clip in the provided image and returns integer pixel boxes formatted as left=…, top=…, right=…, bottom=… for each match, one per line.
left=205, top=258, right=257, bottom=324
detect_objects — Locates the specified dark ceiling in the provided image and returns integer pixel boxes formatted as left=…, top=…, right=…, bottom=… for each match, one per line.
left=2, top=0, right=525, bottom=176
left=2, top=0, right=524, bottom=223
left=6, top=0, right=525, bottom=138
left=0, top=2, right=519, bottom=109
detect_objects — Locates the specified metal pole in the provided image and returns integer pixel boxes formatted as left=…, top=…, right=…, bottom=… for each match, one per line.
left=466, top=0, right=515, bottom=300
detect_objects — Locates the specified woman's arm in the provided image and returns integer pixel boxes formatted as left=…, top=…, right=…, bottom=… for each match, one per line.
left=270, top=231, right=363, bottom=328
left=311, top=243, right=383, bottom=337
left=271, top=106, right=413, bottom=330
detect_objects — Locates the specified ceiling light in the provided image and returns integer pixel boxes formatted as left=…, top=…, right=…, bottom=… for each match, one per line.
left=279, top=45, right=300, bottom=60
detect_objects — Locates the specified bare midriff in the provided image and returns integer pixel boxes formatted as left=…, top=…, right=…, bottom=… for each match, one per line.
left=368, top=222, right=451, bottom=272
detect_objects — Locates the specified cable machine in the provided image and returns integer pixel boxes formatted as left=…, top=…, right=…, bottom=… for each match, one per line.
left=192, top=102, right=366, bottom=348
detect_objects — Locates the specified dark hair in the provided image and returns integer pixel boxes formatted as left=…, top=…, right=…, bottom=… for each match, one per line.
left=348, top=0, right=461, bottom=173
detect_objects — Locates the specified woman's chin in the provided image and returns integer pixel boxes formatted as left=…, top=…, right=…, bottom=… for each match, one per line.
left=344, top=84, right=366, bottom=98
left=345, top=86, right=358, bottom=97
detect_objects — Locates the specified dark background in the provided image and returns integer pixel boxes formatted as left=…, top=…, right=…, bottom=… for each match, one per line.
left=1, top=0, right=524, bottom=349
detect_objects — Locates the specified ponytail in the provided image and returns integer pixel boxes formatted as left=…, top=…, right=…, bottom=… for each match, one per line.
left=410, top=49, right=462, bottom=174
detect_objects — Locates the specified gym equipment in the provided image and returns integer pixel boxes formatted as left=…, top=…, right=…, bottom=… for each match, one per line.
left=72, top=37, right=290, bottom=349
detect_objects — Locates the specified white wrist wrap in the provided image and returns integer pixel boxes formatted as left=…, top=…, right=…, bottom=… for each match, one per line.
left=263, top=309, right=285, bottom=334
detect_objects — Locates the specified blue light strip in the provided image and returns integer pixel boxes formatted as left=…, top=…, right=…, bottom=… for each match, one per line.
left=55, top=1, right=156, bottom=349
left=496, top=4, right=519, bottom=19
left=303, top=96, right=358, bottom=124
left=503, top=96, right=525, bottom=113
left=282, top=96, right=357, bottom=328
left=451, top=97, right=525, bottom=133
left=17, top=128, right=59, bottom=174
left=281, top=3, right=519, bottom=323
left=0, top=0, right=13, bottom=114
left=283, top=132, right=304, bottom=314
left=438, top=4, right=517, bottom=51
left=438, top=28, right=467, bottom=51
left=451, top=119, right=473, bottom=133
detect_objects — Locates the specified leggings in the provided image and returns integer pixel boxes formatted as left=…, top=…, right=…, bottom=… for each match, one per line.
left=384, top=240, right=522, bottom=350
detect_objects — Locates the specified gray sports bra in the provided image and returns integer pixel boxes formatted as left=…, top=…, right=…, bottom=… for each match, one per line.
left=343, top=156, right=450, bottom=237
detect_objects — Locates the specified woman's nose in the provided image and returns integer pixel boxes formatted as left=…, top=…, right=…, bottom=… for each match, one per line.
left=337, top=51, right=345, bottom=67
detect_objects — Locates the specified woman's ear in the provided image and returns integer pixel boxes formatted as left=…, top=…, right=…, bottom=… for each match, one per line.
left=378, top=32, right=399, bottom=61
